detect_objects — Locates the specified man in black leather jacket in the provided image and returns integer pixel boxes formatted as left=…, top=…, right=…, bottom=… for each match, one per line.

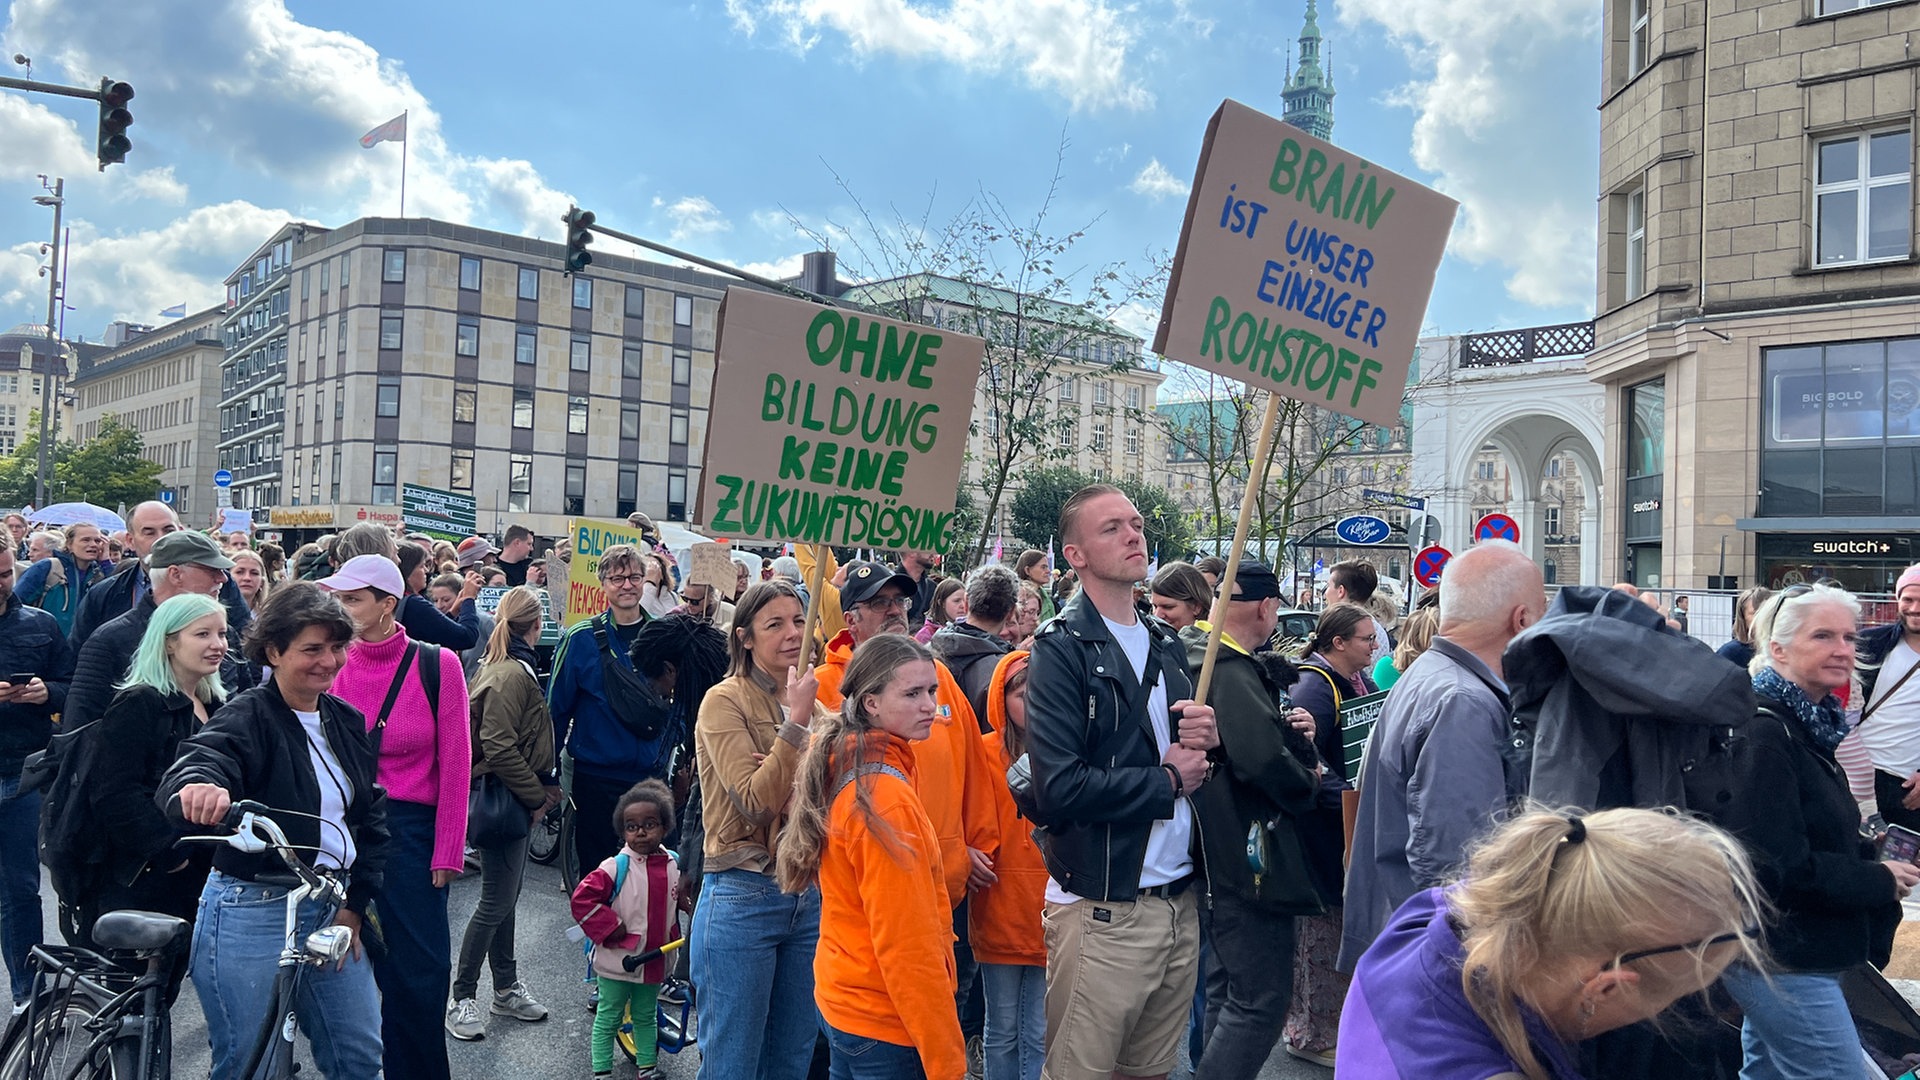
left=1027, top=484, right=1217, bottom=1080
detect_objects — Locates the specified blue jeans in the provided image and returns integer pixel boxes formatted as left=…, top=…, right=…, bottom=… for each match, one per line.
left=189, top=870, right=382, bottom=1080
left=0, top=775, right=41, bottom=1003
left=980, top=963, right=1044, bottom=1080
left=369, top=800, right=451, bottom=1080
left=690, top=868, right=821, bottom=1080
left=826, top=1023, right=927, bottom=1080
left=1720, top=965, right=1871, bottom=1080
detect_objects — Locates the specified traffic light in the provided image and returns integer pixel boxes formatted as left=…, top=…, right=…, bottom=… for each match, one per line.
left=96, top=78, right=134, bottom=170
left=563, top=206, right=594, bottom=274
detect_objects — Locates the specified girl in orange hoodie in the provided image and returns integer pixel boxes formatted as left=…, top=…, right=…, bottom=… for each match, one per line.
left=970, top=652, right=1046, bottom=1080
left=777, top=633, right=966, bottom=1080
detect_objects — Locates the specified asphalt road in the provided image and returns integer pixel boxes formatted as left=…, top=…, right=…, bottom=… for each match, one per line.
left=39, top=860, right=1328, bottom=1079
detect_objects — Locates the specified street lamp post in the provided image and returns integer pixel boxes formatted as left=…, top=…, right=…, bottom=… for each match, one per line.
left=32, top=178, right=62, bottom=508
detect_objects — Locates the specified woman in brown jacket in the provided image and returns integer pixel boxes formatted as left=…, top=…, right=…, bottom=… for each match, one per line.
left=447, top=588, right=559, bottom=1040
left=691, top=580, right=826, bottom=1080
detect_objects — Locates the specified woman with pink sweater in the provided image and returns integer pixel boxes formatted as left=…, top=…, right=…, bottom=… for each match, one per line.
left=319, top=554, right=472, bottom=1080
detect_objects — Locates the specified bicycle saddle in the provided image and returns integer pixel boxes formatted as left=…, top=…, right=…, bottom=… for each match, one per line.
left=92, top=910, right=189, bottom=952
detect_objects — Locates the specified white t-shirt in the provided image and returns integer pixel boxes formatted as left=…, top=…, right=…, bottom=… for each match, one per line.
left=1861, top=637, right=1920, bottom=775
left=294, top=708, right=357, bottom=871
left=1045, top=613, right=1194, bottom=904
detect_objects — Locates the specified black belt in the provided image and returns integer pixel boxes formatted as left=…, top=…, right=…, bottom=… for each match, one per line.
left=1138, top=875, right=1192, bottom=899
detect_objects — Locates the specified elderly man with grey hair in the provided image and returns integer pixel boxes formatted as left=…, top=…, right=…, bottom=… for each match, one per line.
left=1338, top=539, right=1546, bottom=972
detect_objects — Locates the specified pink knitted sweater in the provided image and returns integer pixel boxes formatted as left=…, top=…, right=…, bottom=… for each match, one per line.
left=332, top=626, right=472, bottom=873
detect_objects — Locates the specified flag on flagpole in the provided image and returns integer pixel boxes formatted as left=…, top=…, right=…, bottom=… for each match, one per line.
left=1046, top=536, right=1055, bottom=573
left=158, top=303, right=186, bottom=319
left=1146, top=547, right=1160, bottom=581
left=991, top=536, right=1004, bottom=565
left=359, top=113, right=408, bottom=148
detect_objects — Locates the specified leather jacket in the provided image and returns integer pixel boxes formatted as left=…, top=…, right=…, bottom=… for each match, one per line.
left=1026, top=589, right=1196, bottom=901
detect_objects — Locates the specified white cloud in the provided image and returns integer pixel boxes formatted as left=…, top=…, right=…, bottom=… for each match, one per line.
left=1338, top=0, right=1598, bottom=309
left=1130, top=158, right=1190, bottom=201
left=654, top=195, right=732, bottom=246
left=114, top=166, right=190, bottom=205
left=724, top=0, right=1154, bottom=111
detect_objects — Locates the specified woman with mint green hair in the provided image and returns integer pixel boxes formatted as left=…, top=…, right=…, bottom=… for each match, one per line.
left=75, top=592, right=231, bottom=948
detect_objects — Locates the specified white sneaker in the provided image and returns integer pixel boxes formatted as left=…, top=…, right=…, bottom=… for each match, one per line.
left=445, top=997, right=485, bottom=1041
left=491, top=980, right=550, bottom=1022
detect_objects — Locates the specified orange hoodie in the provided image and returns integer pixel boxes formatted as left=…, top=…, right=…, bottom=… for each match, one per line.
left=817, top=629, right=1000, bottom=908
left=969, top=652, right=1048, bottom=968
left=815, top=733, right=967, bottom=1080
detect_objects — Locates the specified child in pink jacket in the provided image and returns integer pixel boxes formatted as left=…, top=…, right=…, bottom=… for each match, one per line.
left=570, top=780, right=681, bottom=1079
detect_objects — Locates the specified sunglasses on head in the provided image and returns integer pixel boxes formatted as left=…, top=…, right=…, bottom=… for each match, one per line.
left=1614, top=925, right=1758, bottom=967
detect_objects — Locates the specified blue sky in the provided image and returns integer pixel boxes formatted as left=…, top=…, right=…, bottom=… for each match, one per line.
left=0, top=0, right=1600, bottom=350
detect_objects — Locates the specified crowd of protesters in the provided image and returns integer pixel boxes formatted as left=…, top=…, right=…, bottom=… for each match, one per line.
left=7, top=491, right=1920, bottom=1080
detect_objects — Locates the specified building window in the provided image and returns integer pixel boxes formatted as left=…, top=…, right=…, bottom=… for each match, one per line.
left=1760, top=336, right=1920, bottom=516
left=621, top=403, right=640, bottom=440
left=667, top=470, right=688, bottom=518
left=456, top=319, right=479, bottom=357
left=453, top=388, right=476, bottom=424
left=379, top=312, right=402, bottom=350
left=570, top=336, right=591, bottom=372
left=1091, top=421, right=1108, bottom=450
left=565, top=462, right=587, bottom=515
left=1058, top=416, right=1076, bottom=448
left=985, top=408, right=1000, bottom=436
left=1626, top=188, right=1646, bottom=298
left=515, top=327, right=536, bottom=365
left=376, top=376, right=400, bottom=418
left=1820, top=0, right=1902, bottom=13
left=339, top=253, right=349, bottom=287
left=508, top=454, right=532, bottom=513
left=459, top=256, right=481, bottom=291
left=1126, top=427, right=1141, bottom=455
left=624, top=286, right=645, bottom=318
left=1477, top=460, right=1497, bottom=480
left=373, top=446, right=397, bottom=504
left=618, top=464, right=638, bottom=518
left=572, top=277, right=592, bottom=310
left=1093, top=380, right=1110, bottom=406
left=382, top=249, right=405, bottom=283
left=331, top=448, right=342, bottom=500
left=672, top=349, right=691, bottom=385
left=334, top=380, right=344, bottom=420
left=450, top=451, right=473, bottom=491
left=1126, top=384, right=1142, bottom=410
left=674, top=295, right=693, bottom=326
left=670, top=411, right=689, bottom=445
left=319, top=261, right=329, bottom=293
left=623, top=344, right=643, bottom=380
left=513, top=388, right=534, bottom=430
left=517, top=266, right=539, bottom=301
left=1545, top=507, right=1562, bottom=536
left=568, top=395, right=590, bottom=435
left=1628, top=0, right=1649, bottom=75
left=1815, top=129, right=1912, bottom=266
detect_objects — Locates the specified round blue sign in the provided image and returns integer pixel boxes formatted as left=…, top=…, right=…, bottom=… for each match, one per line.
left=213, top=469, right=233, bottom=488
left=1333, top=514, right=1392, bottom=546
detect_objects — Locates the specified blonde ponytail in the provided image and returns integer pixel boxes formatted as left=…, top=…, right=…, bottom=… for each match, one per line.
left=482, top=587, right=544, bottom=666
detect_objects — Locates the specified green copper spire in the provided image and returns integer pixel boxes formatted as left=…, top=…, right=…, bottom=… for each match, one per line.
left=1282, top=0, right=1335, bottom=141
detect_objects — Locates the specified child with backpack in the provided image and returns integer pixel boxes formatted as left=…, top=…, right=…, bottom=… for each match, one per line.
left=570, top=780, right=681, bottom=1080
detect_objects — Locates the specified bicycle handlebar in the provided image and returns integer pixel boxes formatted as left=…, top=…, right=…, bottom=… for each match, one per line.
left=179, top=799, right=348, bottom=906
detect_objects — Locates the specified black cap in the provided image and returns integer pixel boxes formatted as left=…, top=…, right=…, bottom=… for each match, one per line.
left=1228, top=560, right=1281, bottom=601
left=841, top=561, right=917, bottom=609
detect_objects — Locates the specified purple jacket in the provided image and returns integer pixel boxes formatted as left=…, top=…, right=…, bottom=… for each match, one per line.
left=1338, top=887, right=1584, bottom=1080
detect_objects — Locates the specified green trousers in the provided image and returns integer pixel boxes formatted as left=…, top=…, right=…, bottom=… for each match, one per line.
left=592, top=976, right=660, bottom=1072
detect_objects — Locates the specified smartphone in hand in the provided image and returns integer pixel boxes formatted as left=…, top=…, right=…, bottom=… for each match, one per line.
left=1882, top=823, right=1920, bottom=866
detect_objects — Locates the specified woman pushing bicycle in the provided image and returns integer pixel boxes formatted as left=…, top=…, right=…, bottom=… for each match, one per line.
left=159, top=581, right=389, bottom=1080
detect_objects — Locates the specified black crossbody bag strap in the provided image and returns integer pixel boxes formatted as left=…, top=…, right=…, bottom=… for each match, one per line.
left=371, top=643, right=419, bottom=758
left=1862, top=652, right=1920, bottom=727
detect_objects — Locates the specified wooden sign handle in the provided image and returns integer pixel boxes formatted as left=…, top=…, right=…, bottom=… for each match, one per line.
left=798, top=542, right=829, bottom=671
left=1193, top=392, right=1284, bottom=705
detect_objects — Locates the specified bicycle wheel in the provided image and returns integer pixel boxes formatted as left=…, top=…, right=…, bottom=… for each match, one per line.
left=0, top=999, right=126, bottom=1080
left=557, top=798, right=581, bottom=893
left=526, top=807, right=561, bottom=866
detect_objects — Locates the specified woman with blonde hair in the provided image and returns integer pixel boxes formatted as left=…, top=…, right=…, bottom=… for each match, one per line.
left=1372, top=606, right=1438, bottom=692
left=230, top=548, right=271, bottom=612
left=1339, top=806, right=1766, bottom=1079
left=446, top=587, right=558, bottom=1041
left=777, top=633, right=965, bottom=1079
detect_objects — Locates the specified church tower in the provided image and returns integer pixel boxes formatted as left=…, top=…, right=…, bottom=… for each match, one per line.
left=1281, top=0, right=1335, bottom=141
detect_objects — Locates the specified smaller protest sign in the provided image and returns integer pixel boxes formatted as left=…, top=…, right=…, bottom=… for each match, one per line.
left=219, top=508, right=253, bottom=535
left=478, top=584, right=561, bottom=646
left=687, top=542, right=736, bottom=596
left=1340, top=690, right=1391, bottom=777
left=401, top=483, right=478, bottom=541
left=563, top=517, right=649, bottom=626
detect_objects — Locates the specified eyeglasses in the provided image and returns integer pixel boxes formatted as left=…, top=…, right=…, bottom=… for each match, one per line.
left=602, top=573, right=645, bottom=586
left=860, top=595, right=910, bottom=612
left=1614, top=925, right=1758, bottom=967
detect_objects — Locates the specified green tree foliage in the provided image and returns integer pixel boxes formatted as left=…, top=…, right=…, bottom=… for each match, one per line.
left=0, top=413, right=163, bottom=509
left=1008, top=465, right=1192, bottom=569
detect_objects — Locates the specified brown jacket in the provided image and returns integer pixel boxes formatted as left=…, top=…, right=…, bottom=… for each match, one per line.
left=468, top=656, right=556, bottom=809
left=695, top=672, right=812, bottom=874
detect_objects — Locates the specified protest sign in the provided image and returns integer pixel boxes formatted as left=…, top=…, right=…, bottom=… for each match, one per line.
left=1340, top=690, right=1391, bottom=777
left=562, top=517, right=649, bottom=626
left=478, top=584, right=560, bottom=646
left=1154, top=99, right=1457, bottom=428
left=401, top=483, right=477, bottom=541
left=695, top=288, right=986, bottom=551
left=219, top=508, right=253, bottom=535
left=687, top=541, right=735, bottom=596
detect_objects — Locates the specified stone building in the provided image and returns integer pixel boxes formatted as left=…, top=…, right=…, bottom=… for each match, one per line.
left=71, top=309, right=225, bottom=521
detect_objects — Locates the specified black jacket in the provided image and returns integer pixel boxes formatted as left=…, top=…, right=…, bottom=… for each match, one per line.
left=72, top=561, right=253, bottom=653
left=1708, top=691, right=1899, bottom=972
left=930, top=622, right=1009, bottom=730
left=157, top=678, right=389, bottom=913
left=1026, top=590, right=1194, bottom=901
left=400, top=593, right=481, bottom=651
left=1188, top=636, right=1321, bottom=913
left=67, top=597, right=254, bottom=734
left=85, top=685, right=208, bottom=886
left=0, top=594, right=74, bottom=769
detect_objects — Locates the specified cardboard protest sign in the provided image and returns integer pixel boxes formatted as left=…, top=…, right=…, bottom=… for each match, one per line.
left=695, top=288, right=986, bottom=551
left=1155, top=99, right=1458, bottom=427
left=563, top=517, right=649, bottom=627
left=687, top=541, right=736, bottom=596
left=219, top=508, right=253, bottom=535
left=478, top=584, right=561, bottom=645
left=1340, top=690, right=1391, bottom=776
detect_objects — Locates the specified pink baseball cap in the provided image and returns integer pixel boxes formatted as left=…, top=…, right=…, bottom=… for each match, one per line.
left=316, top=554, right=405, bottom=597
left=1898, top=564, right=1920, bottom=598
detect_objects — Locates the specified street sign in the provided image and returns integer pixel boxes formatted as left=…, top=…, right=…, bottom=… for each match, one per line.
left=1333, top=514, right=1393, bottom=546
left=1474, top=512, right=1520, bottom=543
left=1414, top=544, right=1452, bottom=587
left=212, top=469, right=232, bottom=488
left=1361, top=488, right=1427, bottom=512
left=401, top=483, right=477, bottom=541
left=158, top=489, right=174, bottom=505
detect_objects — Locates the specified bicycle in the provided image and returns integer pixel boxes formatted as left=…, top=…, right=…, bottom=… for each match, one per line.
left=0, top=802, right=355, bottom=1080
